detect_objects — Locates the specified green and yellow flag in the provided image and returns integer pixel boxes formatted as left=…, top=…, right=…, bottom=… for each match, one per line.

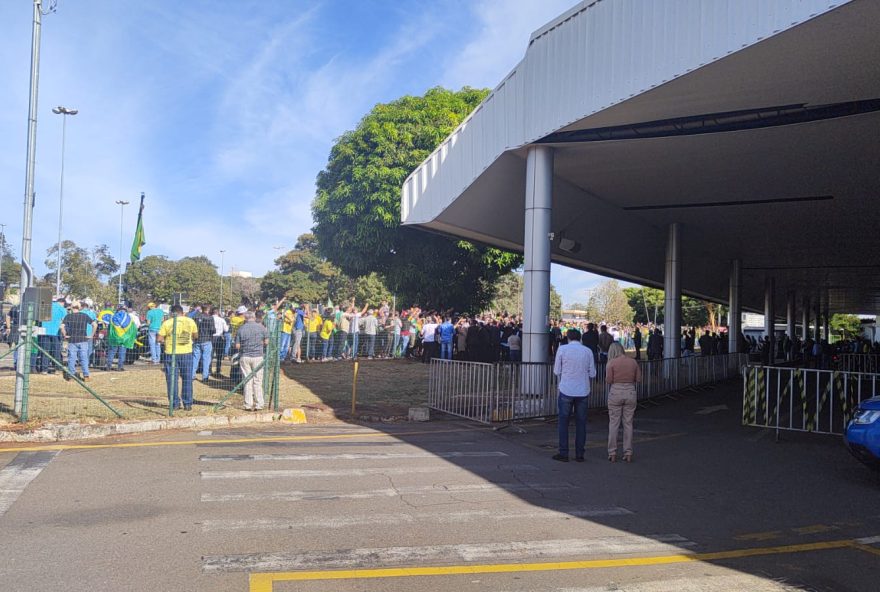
left=130, top=192, right=146, bottom=263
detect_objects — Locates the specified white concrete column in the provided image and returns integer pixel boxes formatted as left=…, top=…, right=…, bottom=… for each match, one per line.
left=786, top=291, right=796, bottom=339
left=801, top=295, right=811, bottom=340
left=728, top=259, right=741, bottom=353
left=815, top=291, right=822, bottom=342
left=664, top=223, right=681, bottom=359
left=522, top=145, right=553, bottom=364
left=764, top=277, right=775, bottom=362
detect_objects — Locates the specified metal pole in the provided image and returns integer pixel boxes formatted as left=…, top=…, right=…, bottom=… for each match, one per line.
left=219, top=250, right=225, bottom=314
left=801, top=295, right=810, bottom=341
left=764, top=277, right=775, bottom=363
left=115, top=200, right=129, bottom=304
left=664, top=223, right=681, bottom=358
left=815, top=290, right=822, bottom=342
left=522, top=145, right=553, bottom=366
left=728, top=259, right=741, bottom=354
left=786, top=290, right=796, bottom=342
left=52, top=106, right=76, bottom=295
left=16, top=0, right=45, bottom=415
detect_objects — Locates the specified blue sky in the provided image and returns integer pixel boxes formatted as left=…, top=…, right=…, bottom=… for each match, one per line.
left=0, top=0, right=609, bottom=306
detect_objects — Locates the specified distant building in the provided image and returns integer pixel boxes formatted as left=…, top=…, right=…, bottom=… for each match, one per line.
left=229, top=270, right=253, bottom=279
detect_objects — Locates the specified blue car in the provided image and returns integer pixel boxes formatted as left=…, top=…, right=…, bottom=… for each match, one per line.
left=845, top=396, right=880, bottom=470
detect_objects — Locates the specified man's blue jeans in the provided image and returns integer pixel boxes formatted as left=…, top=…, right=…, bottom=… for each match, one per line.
left=38, top=335, right=61, bottom=372
left=440, top=341, right=453, bottom=360
left=165, top=353, right=194, bottom=408
left=397, top=334, right=410, bottom=357
left=366, top=334, right=376, bottom=357
left=148, top=330, right=160, bottom=363
left=321, top=336, right=333, bottom=359
left=67, top=341, right=90, bottom=377
left=280, top=332, right=291, bottom=360
left=192, top=341, right=212, bottom=380
left=106, top=345, right=126, bottom=370
left=557, top=393, right=588, bottom=459
left=351, top=333, right=360, bottom=359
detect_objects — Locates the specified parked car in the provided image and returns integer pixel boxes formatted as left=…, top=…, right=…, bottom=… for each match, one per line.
left=845, top=396, right=880, bottom=470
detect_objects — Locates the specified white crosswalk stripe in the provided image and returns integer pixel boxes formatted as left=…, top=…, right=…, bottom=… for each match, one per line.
left=202, top=535, right=697, bottom=573
left=199, top=450, right=508, bottom=461
left=201, top=481, right=577, bottom=502
left=201, top=506, right=633, bottom=531
left=200, top=463, right=539, bottom=479
left=0, top=451, right=57, bottom=517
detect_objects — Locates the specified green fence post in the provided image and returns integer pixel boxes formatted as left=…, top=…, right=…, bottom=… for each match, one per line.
left=19, top=303, right=35, bottom=423
left=169, top=315, right=177, bottom=417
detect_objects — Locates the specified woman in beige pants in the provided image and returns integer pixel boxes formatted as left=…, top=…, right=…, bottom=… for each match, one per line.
left=605, top=342, right=641, bottom=462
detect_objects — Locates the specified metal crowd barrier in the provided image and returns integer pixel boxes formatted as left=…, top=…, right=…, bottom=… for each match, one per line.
left=838, top=354, right=880, bottom=374
left=428, top=353, right=747, bottom=424
left=742, top=365, right=880, bottom=436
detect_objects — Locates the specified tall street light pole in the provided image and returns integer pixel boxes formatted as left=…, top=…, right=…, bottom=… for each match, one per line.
left=115, top=200, right=129, bottom=304
left=17, top=0, right=52, bottom=416
left=219, top=249, right=226, bottom=315
left=52, top=105, right=77, bottom=296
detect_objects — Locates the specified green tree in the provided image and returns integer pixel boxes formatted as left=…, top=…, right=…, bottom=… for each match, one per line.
left=0, top=234, right=21, bottom=297
left=589, top=280, right=634, bottom=324
left=44, top=240, right=120, bottom=298
left=260, top=233, right=347, bottom=304
left=830, top=314, right=862, bottom=339
left=125, top=255, right=178, bottom=305
left=487, top=272, right=562, bottom=319
left=623, top=286, right=664, bottom=325
left=312, top=87, right=521, bottom=312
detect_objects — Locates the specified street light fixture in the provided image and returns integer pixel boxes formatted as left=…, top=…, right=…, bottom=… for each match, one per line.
left=51, top=105, right=77, bottom=296
left=115, top=200, right=129, bottom=304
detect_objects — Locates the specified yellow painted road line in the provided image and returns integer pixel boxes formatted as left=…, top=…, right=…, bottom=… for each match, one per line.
left=734, top=531, right=783, bottom=542
left=248, top=538, right=861, bottom=592
left=852, top=543, right=880, bottom=557
left=0, top=427, right=479, bottom=454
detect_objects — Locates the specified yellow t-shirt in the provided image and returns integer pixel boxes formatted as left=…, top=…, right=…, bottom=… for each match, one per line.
left=308, top=314, right=323, bottom=333
left=282, top=309, right=294, bottom=334
left=157, top=316, right=198, bottom=355
left=319, top=319, right=335, bottom=340
left=229, top=314, right=245, bottom=337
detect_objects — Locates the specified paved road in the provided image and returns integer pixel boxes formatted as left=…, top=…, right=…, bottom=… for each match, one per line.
left=0, top=381, right=878, bottom=591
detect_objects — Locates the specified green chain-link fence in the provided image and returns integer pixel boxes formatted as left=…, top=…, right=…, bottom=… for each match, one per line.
left=0, top=311, right=283, bottom=423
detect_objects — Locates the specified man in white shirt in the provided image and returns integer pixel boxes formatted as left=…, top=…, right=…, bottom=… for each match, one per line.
left=211, top=307, right=229, bottom=377
left=421, top=316, right=439, bottom=363
left=553, top=328, right=597, bottom=462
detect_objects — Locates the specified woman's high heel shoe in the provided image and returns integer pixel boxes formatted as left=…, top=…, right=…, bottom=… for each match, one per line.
left=623, top=452, right=633, bottom=463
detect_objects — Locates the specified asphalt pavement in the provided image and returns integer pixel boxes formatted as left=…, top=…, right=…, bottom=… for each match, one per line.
left=0, top=378, right=878, bottom=592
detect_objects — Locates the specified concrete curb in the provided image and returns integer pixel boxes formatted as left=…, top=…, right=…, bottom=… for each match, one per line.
left=0, top=412, right=282, bottom=443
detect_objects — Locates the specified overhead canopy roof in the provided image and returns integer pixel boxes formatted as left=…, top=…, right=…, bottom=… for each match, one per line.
left=401, top=0, right=880, bottom=315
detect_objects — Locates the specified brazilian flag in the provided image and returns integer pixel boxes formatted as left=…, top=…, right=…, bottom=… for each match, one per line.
left=108, top=310, right=138, bottom=348
left=130, top=192, right=146, bottom=263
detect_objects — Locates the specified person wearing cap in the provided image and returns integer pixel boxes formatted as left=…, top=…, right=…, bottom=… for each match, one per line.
left=61, top=302, right=96, bottom=381
left=235, top=311, right=268, bottom=411
left=158, top=304, right=198, bottom=410
left=37, top=297, right=68, bottom=374
left=229, top=306, right=247, bottom=342
left=80, top=300, right=97, bottom=367
left=145, top=302, right=165, bottom=364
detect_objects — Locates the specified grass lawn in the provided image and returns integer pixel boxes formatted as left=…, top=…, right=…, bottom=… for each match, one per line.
left=0, top=356, right=429, bottom=425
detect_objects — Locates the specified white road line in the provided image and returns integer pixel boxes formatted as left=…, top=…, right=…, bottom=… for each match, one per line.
left=199, top=451, right=508, bottom=462
left=201, top=506, right=633, bottom=531
left=202, top=535, right=696, bottom=573
left=0, top=451, right=58, bottom=517
left=200, top=464, right=539, bottom=479
left=201, top=482, right=576, bottom=502
left=855, top=535, right=880, bottom=545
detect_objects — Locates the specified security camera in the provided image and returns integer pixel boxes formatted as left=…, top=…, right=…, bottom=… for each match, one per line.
left=559, top=238, right=581, bottom=254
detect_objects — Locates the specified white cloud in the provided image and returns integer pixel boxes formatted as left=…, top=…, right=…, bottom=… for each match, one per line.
left=440, top=0, right=577, bottom=90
